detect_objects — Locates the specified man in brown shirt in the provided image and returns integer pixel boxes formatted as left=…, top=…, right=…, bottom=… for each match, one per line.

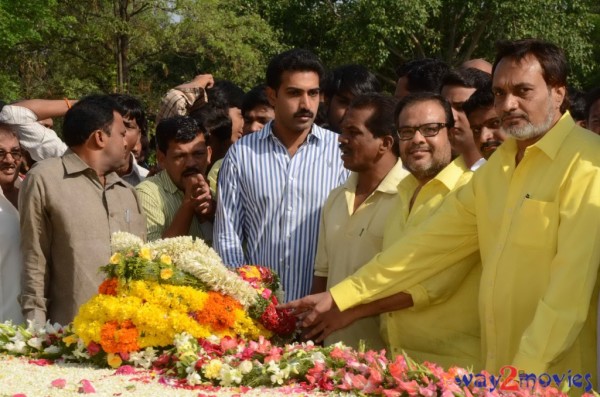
left=19, top=95, right=146, bottom=325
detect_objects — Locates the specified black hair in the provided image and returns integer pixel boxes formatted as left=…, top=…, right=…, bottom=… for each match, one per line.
left=585, top=87, right=600, bottom=120
left=395, top=58, right=450, bottom=94
left=567, top=87, right=587, bottom=122
left=241, top=84, right=272, bottom=116
left=463, top=83, right=495, bottom=117
left=493, top=38, right=569, bottom=112
left=190, top=103, right=232, bottom=143
left=206, top=80, right=245, bottom=110
left=155, top=116, right=205, bottom=154
left=322, top=64, right=381, bottom=100
left=266, top=48, right=325, bottom=90
left=442, top=68, right=491, bottom=91
left=63, top=95, right=125, bottom=147
left=108, top=94, right=148, bottom=136
left=394, top=92, right=454, bottom=129
left=346, top=93, right=399, bottom=156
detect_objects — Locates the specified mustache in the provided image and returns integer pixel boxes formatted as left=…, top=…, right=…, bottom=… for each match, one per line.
left=181, top=167, right=203, bottom=177
left=480, top=140, right=502, bottom=150
left=408, top=144, right=431, bottom=153
left=501, top=112, right=529, bottom=123
left=294, top=110, right=314, bottom=119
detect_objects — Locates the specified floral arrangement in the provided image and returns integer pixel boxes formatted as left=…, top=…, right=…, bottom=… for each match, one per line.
left=71, top=232, right=296, bottom=365
left=0, top=232, right=595, bottom=396
left=0, top=321, right=594, bottom=396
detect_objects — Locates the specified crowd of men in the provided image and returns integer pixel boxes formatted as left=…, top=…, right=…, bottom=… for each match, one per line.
left=0, top=38, right=599, bottom=389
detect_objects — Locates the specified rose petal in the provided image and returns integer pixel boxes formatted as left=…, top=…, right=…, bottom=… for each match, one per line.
left=50, top=378, right=67, bottom=388
left=78, top=379, right=96, bottom=394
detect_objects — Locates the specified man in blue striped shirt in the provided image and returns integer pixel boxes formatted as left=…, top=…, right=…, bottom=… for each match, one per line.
left=214, top=49, right=349, bottom=301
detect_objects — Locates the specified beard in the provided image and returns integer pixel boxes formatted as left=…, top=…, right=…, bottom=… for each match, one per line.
left=402, top=145, right=451, bottom=182
left=501, top=96, right=555, bottom=141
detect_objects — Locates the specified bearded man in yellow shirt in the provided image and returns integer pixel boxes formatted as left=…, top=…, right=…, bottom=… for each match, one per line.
left=285, top=39, right=600, bottom=385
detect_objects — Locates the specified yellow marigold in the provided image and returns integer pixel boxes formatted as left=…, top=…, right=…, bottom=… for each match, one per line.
left=159, top=254, right=172, bottom=265
left=139, top=247, right=152, bottom=260
left=109, top=253, right=122, bottom=264
left=107, top=353, right=123, bottom=368
left=160, top=268, right=173, bottom=280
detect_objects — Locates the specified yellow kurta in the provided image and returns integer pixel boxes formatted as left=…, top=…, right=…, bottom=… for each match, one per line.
left=330, top=113, right=600, bottom=382
left=380, top=157, right=482, bottom=370
left=313, top=160, right=408, bottom=350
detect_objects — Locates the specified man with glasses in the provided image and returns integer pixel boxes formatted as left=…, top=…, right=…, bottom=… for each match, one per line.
left=0, top=123, right=23, bottom=323
left=304, top=93, right=481, bottom=370
left=0, top=126, right=23, bottom=208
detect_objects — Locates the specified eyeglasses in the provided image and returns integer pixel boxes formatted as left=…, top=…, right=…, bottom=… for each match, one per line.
left=0, top=150, right=22, bottom=161
left=397, top=123, right=447, bottom=141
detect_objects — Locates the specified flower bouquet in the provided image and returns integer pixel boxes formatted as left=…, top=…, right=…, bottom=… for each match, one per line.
left=71, top=232, right=296, bottom=366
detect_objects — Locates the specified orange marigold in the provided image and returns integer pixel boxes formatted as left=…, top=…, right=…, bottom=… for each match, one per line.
left=192, top=292, right=241, bottom=331
left=100, top=320, right=140, bottom=354
left=98, top=278, right=118, bottom=296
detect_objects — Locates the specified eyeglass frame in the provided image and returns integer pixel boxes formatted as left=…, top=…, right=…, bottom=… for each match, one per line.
left=397, top=122, right=448, bottom=141
left=0, top=149, right=23, bottom=162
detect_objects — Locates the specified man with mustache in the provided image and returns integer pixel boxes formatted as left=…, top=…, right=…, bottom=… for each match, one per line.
left=463, top=83, right=507, bottom=160
left=214, top=49, right=348, bottom=301
left=306, top=93, right=481, bottom=370
left=284, top=39, right=600, bottom=383
left=19, top=95, right=147, bottom=324
left=136, top=116, right=213, bottom=242
left=0, top=124, right=23, bottom=209
left=309, top=93, right=407, bottom=350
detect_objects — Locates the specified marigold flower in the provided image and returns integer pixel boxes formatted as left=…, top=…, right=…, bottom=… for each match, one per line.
left=109, top=253, right=122, bottom=264
left=159, top=254, right=172, bottom=265
left=98, top=278, right=118, bottom=295
left=100, top=320, right=140, bottom=354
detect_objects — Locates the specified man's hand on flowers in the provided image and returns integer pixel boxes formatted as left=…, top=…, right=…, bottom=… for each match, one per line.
left=278, top=291, right=336, bottom=328
left=302, top=304, right=359, bottom=343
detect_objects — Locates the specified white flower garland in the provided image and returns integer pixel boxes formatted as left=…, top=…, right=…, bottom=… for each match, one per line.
left=110, top=233, right=257, bottom=308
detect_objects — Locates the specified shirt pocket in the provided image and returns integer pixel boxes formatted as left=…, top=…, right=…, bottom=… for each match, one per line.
left=510, top=198, right=558, bottom=251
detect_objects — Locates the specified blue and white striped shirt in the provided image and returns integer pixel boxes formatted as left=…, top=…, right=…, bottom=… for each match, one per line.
left=214, top=121, right=349, bottom=301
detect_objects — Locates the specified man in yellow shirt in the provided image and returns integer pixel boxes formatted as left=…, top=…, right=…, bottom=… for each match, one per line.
left=311, top=93, right=408, bottom=350
left=307, top=93, right=481, bottom=370
left=285, top=39, right=600, bottom=385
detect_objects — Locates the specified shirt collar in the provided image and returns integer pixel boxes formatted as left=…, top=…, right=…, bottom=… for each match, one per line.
left=62, top=149, right=125, bottom=188
left=498, top=111, right=574, bottom=161
left=401, top=156, right=470, bottom=193
left=435, top=156, right=470, bottom=191
left=531, top=111, right=573, bottom=160
left=259, top=120, right=324, bottom=144
left=158, top=169, right=181, bottom=194
left=343, top=159, right=406, bottom=195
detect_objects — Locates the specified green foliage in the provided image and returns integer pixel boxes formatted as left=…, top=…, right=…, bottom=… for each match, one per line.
left=0, top=0, right=598, bottom=117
